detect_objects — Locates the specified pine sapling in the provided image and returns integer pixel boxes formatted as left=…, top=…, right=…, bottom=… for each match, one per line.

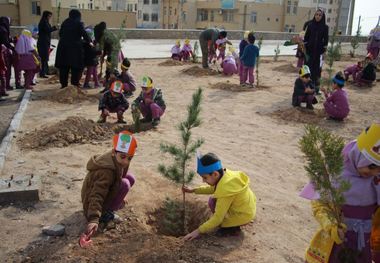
left=350, top=25, right=361, bottom=58
left=131, top=106, right=141, bottom=132
left=300, top=125, right=355, bottom=261
left=274, top=43, right=280, bottom=62
left=323, top=31, right=340, bottom=91
left=256, top=36, right=263, bottom=87
left=192, top=41, right=199, bottom=63
left=158, top=88, right=204, bottom=233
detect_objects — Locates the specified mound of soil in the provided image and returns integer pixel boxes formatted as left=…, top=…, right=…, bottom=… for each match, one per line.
left=182, top=66, right=219, bottom=76
left=272, top=63, right=298, bottom=73
left=158, top=59, right=185, bottom=66
left=148, top=199, right=211, bottom=237
left=46, top=86, right=97, bottom=104
left=269, top=107, right=327, bottom=124
left=20, top=116, right=115, bottom=149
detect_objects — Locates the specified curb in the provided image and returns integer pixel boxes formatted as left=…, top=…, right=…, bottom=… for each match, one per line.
left=0, top=90, right=32, bottom=175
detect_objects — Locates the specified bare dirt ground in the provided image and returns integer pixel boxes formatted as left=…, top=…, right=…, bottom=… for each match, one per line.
left=0, top=56, right=379, bottom=263
left=0, top=90, right=24, bottom=142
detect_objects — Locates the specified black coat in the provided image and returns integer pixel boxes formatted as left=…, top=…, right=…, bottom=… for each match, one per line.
left=304, top=21, right=329, bottom=57
left=83, top=42, right=100, bottom=67
left=54, top=17, right=91, bottom=69
left=37, top=19, right=57, bottom=60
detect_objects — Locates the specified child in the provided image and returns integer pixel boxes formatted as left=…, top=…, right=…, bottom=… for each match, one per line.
left=14, top=29, right=40, bottom=91
left=355, top=54, right=376, bottom=87
left=131, top=76, right=165, bottom=127
left=295, top=31, right=306, bottom=68
left=181, top=39, right=193, bottom=61
left=81, top=131, right=137, bottom=234
left=215, top=31, right=231, bottom=62
left=292, top=65, right=317, bottom=109
left=240, top=32, right=260, bottom=87
left=239, top=31, right=250, bottom=85
left=98, top=80, right=129, bottom=124
left=183, top=152, right=256, bottom=240
left=302, top=124, right=380, bottom=263
left=344, top=61, right=362, bottom=82
left=207, top=39, right=217, bottom=64
left=221, top=51, right=238, bottom=76
left=171, top=40, right=182, bottom=61
left=118, top=58, right=136, bottom=97
left=0, top=44, right=7, bottom=99
left=320, top=72, right=350, bottom=121
left=83, top=28, right=101, bottom=89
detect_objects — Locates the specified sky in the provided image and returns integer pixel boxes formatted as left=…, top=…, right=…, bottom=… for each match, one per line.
left=352, top=0, right=380, bottom=35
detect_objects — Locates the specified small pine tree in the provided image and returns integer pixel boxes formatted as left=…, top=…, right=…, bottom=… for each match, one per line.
left=323, top=31, right=341, bottom=90
left=131, top=106, right=141, bottom=132
left=256, top=36, right=263, bottom=87
left=158, top=88, right=204, bottom=233
left=117, top=18, right=127, bottom=41
left=192, top=41, right=199, bottom=63
left=274, top=43, right=280, bottom=62
left=350, top=26, right=361, bottom=58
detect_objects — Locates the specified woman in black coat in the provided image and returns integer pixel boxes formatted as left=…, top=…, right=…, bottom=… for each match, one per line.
left=54, top=9, right=91, bottom=89
left=37, top=11, right=57, bottom=78
left=304, top=9, right=329, bottom=94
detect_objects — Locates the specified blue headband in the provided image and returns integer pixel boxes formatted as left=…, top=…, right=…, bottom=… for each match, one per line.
left=197, top=158, right=222, bottom=175
left=332, top=77, right=344, bottom=86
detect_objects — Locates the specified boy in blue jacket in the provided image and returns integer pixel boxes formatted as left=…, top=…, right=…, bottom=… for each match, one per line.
left=240, top=32, right=259, bottom=88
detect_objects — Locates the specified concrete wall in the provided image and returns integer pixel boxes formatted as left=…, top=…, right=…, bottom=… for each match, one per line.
left=0, top=4, right=19, bottom=26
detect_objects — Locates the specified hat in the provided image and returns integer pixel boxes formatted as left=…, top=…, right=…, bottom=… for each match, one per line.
left=21, top=29, right=32, bottom=38
left=356, top=123, right=380, bottom=166
left=299, top=65, right=311, bottom=77
left=228, top=45, right=236, bottom=53
left=110, top=80, right=124, bottom=93
left=185, top=39, right=190, bottom=45
left=141, top=76, right=153, bottom=88
left=332, top=72, right=345, bottom=86
left=176, top=39, right=180, bottom=46
left=299, top=31, right=305, bottom=38
left=121, top=58, right=130, bottom=70
left=196, top=152, right=222, bottom=175
left=112, top=131, right=137, bottom=156
left=243, top=31, right=250, bottom=39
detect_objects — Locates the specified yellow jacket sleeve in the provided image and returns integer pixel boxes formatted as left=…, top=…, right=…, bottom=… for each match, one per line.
left=194, top=185, right=215, bottom=195
left=198, top=196, right=234, bottom=233
left=311, top=200, right=343, bottom=244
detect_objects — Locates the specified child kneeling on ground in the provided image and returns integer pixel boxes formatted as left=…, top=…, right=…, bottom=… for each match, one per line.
left=98, top=80, right=129, bottom=124
left=320, top=72, right=350, bottom=121
left=183, top=152, right=256, bottom=240
left=292, top=65, right=317, bottom=109
left=132, top=76, right=166, bottom=127
left=81, top=131, right=137, bottom=234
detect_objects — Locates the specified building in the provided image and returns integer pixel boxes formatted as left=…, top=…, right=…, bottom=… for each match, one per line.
left=136, top=0, right=160, bottom=28
left=112, top=0, right=138, bottom=12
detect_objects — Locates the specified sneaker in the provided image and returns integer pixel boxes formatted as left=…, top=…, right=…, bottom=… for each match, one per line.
left=113, top=214, right=124, bottom=224
left=117, top=119, right=127, bottom=124
left=152, top=118, right=160, bottom=127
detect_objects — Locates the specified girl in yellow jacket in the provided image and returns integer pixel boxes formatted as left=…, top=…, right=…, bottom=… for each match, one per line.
left=183, top=152, right=256, bottom=240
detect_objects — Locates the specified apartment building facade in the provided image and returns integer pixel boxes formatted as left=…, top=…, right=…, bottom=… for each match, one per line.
left=136, top=0, right=160, bottom=28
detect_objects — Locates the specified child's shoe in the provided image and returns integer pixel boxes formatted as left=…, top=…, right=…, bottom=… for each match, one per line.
left=152, top=118, right=160, bottom=127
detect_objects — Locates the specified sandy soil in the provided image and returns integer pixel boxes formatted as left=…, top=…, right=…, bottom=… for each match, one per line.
left=0, top=56, right=379, bottom=263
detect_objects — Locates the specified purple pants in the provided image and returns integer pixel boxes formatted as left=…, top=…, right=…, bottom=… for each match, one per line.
left=182, top=50, right=191, bottom=61
left=139, top=102, right=164, bottom=120
left=344, top=66, right=360, bottom=81
left=172, top=54, right=181, bottom=61
left=217, top=50, right=225, bottom=61
left=84, top=65, right=99, bottom=86
left=123, top=82, right=134, bottom=93
left=223, top=62, right=237, bottom=75
left=105, top=173, right=135, bottom=212
left=329, top=204, right=377, bottom=263
left=323, top=101, right=348, bottom=120
left=297, top=95, right=315, bottom=105
left=355, top=72, right=374, bottom=86
left=101, top=106, right=126, bottom=121
left=241, top=65, right=255, bottom=84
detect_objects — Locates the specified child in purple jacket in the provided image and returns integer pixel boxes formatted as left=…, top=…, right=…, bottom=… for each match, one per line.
left=118, top=58, right=136, bottom=97
left=321, top=72, right=350, bottom=121
left=344, top=61, right=362, bottom=82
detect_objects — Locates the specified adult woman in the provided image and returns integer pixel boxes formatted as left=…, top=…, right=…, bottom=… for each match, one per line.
left=0, top=16, right=15, bottom=93
left=54, top=9, right=91, bottom=89
left=304, top=9, right=329, bottom=94
left=37, top=11, right=57, bottom=78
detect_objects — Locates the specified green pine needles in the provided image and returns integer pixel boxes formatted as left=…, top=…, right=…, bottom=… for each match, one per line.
left=299, top=125, right=350, bottom=228
left=158, top=88, right=204, bottom=233
left=350, top=26, right=361, bottom=58
left=274, top=43, right=280, bottom=62
left=192, top=41, right=199, bottom=63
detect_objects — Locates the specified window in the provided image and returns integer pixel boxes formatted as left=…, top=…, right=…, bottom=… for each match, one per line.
left=291, top=25, right=295, bottom=32
left=138, top=10, right=142, bottom=19
left=31, top=1, right=41, bottom=15
left=267, top=17, right=270, bottom=21
left=197, top=9, right=208, bottom=21
left=223, top=10, right=234, bottom=22
left=327, top=17, right=330, bottom=22
left=152, top=0, right=158, bottom=4
left=169, top=7, right=172, bottom=15
left=284, top=24, right=289, bottom=32
left=330, top=0, right=333, bottom=3
left=286, top=0, right=291, bottom=14
left=293, top=1, right=297, bottom=15
left=276, top=18, right=279, bottom=22
left=182, top=11, right=186, bottom=22
left=210, top=10, right=214, bottom=22
left=143, top=13, right=149, bottom=21
left=328, top=9, right=331, bottom=13
left=151, top=13, right=158, bottom=21
left=143, top=0, right=149, bottom=4
left=135, top=4, right=137, bottom=11
left=250, top=12, right=257, bottom=23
